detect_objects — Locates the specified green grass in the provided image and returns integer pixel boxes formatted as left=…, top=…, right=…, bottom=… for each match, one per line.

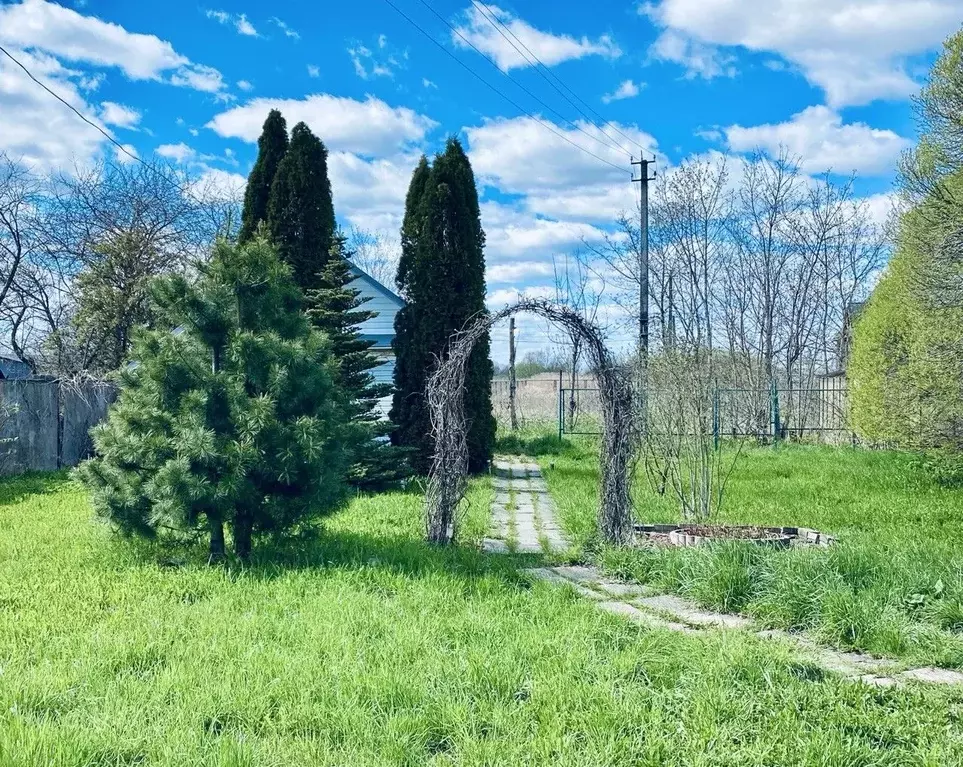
left=508, top=430, right=963, bottom=667
left=4, top=470, right=963, bottom=764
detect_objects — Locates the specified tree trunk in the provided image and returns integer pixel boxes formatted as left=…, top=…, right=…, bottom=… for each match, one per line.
left=208, top=517, right=226, bottom=564
left=233, top=513, right=253, bottom=562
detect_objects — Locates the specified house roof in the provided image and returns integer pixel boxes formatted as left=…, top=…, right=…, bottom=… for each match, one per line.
left=346, top=260, right=405, bottom=308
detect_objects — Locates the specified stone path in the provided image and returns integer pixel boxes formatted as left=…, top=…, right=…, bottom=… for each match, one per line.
left=524, top=564, right=963, bottom=688
left=482, top=457, right=568, bottom=555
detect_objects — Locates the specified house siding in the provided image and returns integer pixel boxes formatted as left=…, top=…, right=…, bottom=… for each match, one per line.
left=348, top=264, right=403, bottom=417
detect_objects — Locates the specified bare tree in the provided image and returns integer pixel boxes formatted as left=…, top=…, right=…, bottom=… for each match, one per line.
left=554, top=251, right=603, bottom=427
left=348, top=228, right=399, bottom=289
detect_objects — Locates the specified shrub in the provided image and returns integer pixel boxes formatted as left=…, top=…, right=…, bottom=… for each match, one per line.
left=78, top=238, right=351, bottom=561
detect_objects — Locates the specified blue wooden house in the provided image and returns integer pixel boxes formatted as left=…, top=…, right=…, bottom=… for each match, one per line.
left=347, top=261, right=404, bottom=417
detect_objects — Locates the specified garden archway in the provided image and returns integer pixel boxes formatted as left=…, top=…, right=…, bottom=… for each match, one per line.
left=424, top=298, right=637, bottom=546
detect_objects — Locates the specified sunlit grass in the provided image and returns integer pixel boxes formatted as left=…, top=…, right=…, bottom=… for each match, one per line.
left=2, top=469, right=963, bottom=764
left=508, top=429, right=963, bottom=667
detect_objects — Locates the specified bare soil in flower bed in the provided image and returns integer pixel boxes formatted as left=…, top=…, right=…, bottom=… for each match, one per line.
left=634, top=523, right=834, bottom=548
left=676, top=524, right=786, bottom=540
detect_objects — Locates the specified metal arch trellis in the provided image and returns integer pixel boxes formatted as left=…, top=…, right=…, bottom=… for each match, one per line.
left=424, top=298, right=638, bottom=547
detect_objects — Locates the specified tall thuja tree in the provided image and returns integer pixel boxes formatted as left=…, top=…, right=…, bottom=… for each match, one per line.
left=309, top=234, right=410, bottom=488
left=78, top=237, right=350, bottom=562
left=267, top=121, right=336, bottom=294
left=391, top=156, right=431, bottom=466
left=392, top=139, right=494, bottom=473
left=239, top=110, right=288, bottom=243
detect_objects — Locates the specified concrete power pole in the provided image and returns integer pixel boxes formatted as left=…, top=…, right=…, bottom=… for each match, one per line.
left=631, top=157, right=656, bottom=360
left=508, top=316, right=518, bottom=431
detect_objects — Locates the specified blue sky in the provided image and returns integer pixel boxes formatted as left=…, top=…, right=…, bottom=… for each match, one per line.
left=0, top=0, right=960, bottom=359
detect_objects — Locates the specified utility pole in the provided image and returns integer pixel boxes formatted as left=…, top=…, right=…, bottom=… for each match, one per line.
left=631, top=157, right=656, bottom=359
left=632, top=157, right=656, bottom=427
left=508, top=316, right=518, bottom=431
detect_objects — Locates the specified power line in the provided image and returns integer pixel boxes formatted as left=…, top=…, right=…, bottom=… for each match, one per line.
left=414, top=0, right=628, bottom=159
left=472, top=0, right=642, bottom=158
left=0, top=44, right=223, bottom=209
left=467, top=0, right=640, bottom=157
left=380, top=0, right=627, bottom=174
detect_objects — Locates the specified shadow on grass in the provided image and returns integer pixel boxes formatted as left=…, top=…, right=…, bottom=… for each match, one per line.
left=0, top=470, right=71, bottom=507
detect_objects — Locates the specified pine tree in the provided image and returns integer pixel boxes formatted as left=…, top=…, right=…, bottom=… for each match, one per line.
left=78, top=237, right=351, bottom=562
left=267, top=122, right=336, bottom=294
left=308, top=235, right=410, bottom=488
left=239, top=110, right=288, bottom=244
left=391, top=139, right=495, bottom=474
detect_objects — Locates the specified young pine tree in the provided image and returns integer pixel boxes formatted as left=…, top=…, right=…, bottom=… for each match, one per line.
left=239, top=110, right=288, bottom=244
left=391, top=139, right=495, bottom=474
left=267, top=121, right=336, bottom=294
left=309, top=235, right=410, bottom=488
left=78, top=237, right=351, bottom=562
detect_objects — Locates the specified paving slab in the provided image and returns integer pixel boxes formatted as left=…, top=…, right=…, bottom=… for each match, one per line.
left=636, top=594, right=752, bottom=630
left=900, top=667, right=963, bottom=685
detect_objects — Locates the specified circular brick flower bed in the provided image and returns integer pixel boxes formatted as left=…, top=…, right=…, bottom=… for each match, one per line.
left=634, top=523, right=835, bottom=548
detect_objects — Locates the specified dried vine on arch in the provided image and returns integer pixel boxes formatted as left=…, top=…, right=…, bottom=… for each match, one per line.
left=424, top=298, right=637, bottom=546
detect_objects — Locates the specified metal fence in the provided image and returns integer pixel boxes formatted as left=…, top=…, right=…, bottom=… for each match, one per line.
left=557, top=376, right=853, bottom=444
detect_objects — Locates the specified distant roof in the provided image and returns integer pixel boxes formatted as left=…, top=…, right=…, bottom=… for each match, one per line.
left=346, top=260, right=405, bottom=308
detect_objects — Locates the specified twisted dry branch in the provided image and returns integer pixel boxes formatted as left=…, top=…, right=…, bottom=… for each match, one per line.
left=424, top=298, right=638, bottom=545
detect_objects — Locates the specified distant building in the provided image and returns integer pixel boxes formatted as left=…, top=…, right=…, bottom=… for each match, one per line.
left=0, top=351, right=31, bottom=380
left=347, top=261, right=405, bottom=417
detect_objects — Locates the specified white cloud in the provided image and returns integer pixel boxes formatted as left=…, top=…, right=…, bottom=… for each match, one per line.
left=724, top=105, right=912, bottom=175
left=100, top=101, right=140, bottom=129
left=114, top=143, right=138, bottom=164
left=0, top=0, right=226, bottom=93
left=453, top=4, right=621, bottom=71
left=156, top=142, right=195, bottom=163
left=271, top=17, right=300, bottom=40
left=602, top=79, right=642, bottom=103
left=328, top=151, right=420, bottom=234
left=641, top=0, right=960, bottom=105
left=423, top=78, right=437, bottom=89
left=190, top=166, right=247, bottom=202
left=0, top=48, right=107, bottom=169
left=235, top=14, right=257, bottom=36
left=488, top=261, right=556, bottom=283
left=348, top=45, right=394, bottom=80
left=482, top=201, right=610, bottom=261
left=206, top=9, right=258, bottom=37
left=237, top=80, right=253, bottom=91
left=207, top=94, right=437, bottom=156
left=648, top=30, right=736, bottom=79
left=307, top=65, right=320, bottom=78
left=487, top=285, right=556, bottom=308
left=465, top=116, right=656, bottom=195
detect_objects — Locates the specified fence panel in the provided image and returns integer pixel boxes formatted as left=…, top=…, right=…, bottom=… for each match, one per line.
left=0, top=380, right=59, bottom=473
left=61, top=383, right=117, bottom=467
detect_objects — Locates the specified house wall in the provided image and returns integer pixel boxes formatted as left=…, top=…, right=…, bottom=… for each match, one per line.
left=349, top=266, right=403, bottom=417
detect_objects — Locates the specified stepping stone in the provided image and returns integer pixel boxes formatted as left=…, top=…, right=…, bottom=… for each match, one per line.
left=597, top=601, right=692, bottom=632
left=482, top=539, right=509, bottom=553
left=637, top=594, right=751, bottom=630
left=595, top=580, right=656, bottom=599
left=516, top=541, right=543, bottom=554
left=900, top=667, right=963, bottom=685
left=523, top=568, right=603, bottom=600
left=551, top=565, right=602, bottom=585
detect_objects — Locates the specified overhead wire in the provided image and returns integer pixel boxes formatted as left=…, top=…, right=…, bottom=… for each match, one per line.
left=380, top=0, right=628, bottom=174
left=467, top=0, right=642, bottom=158
left=413, top=0, right=629, bottom=159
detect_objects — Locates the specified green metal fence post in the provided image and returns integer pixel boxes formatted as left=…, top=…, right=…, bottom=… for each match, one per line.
left=712, top=384, right=720, bottom=451
left=558, top=370, right=564, bottom=443
left=771, top=380, right=781, bottom=445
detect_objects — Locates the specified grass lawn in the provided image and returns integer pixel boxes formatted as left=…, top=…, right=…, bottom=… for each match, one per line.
left=503, top=430, right=963, bottom=668
left=4, top=471, right=963, bottom=765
